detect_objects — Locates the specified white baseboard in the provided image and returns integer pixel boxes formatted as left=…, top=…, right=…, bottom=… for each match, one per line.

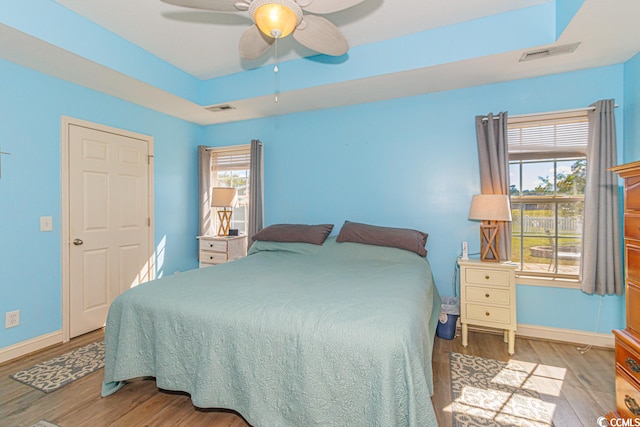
left=464, top=323, right=614, bottom=349
left=516, top=323, right=614, bottom=348
left=0, top=331, right=63, bottom=365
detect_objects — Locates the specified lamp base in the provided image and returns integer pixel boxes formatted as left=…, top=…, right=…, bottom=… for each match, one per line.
left=479, top=222, right=500, bottom=262
left=216, top=209, right=232, bottom=236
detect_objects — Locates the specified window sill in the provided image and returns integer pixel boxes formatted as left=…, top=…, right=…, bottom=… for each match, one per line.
left=515, top=274, right=581, bottom=289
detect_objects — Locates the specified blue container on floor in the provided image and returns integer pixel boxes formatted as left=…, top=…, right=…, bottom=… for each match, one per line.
left=436, top=313, right=459, bottom=340
left=436, top=296, right=460, bottom=340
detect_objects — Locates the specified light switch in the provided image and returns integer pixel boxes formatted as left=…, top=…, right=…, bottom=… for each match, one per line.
left=40, top=216, right=53, bottom=232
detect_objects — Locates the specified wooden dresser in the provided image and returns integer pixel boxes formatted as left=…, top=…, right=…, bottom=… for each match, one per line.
left=609, top=161, right=640, bottom=422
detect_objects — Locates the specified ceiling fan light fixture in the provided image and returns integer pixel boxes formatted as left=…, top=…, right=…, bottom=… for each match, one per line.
left=250, top=0, right=302, bottom=39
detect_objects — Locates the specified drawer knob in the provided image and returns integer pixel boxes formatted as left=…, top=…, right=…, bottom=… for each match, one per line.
left=485, top=275, right=490, bottom=280
left=627, top=357, right=640, bottom=373
left=485, top=293, right=490, bottom=298
left=625, top=394, right=640, bottom=416
left=485, top=312, right=490, bottom=317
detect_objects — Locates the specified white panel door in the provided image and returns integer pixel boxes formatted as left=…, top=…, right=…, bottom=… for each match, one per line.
left=69, top=124, right=151, bottom=338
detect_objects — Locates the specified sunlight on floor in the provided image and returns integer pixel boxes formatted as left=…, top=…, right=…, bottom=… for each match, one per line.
left=449, top=357, right=566, bottom=426
left=490, top=359, right=567, bottom=397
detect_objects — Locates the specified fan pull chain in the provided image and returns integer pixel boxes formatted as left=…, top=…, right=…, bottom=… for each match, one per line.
left=273, top=36, right=279, bottom=103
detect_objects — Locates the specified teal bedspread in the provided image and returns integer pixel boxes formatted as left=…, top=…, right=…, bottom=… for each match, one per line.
left=102, top=237, right=441, bottom=427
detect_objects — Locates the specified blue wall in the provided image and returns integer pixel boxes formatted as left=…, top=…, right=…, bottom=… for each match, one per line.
left=624, top=52, right=640, bottom=162
left=204, top=64, right=626, bottom=335
left=0, top=59, right=201, bottom=348
left=0, top=57, right=632, bottom=351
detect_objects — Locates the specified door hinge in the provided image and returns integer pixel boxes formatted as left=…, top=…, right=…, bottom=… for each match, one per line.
left=147, top=154, right=154, bottom=165
left=147, top=218, right=151, bottom=226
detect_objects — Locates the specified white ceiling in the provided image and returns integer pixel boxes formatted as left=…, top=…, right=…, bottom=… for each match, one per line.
left=6, top=0, right=638, bottom=125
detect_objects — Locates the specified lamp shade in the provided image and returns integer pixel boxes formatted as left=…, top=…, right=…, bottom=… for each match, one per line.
left=250, top=0, right=302, bottom=39
left=211, top=187, right=238, bottom=208
left=468, top=194, right=512, bottom=222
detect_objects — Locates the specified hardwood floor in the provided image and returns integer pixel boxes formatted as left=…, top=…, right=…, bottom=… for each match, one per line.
left=433, top=330, right=615, bottom=426
left=1, top=329, right=614, bottom=426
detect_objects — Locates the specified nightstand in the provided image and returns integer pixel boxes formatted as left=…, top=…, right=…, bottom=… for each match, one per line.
left=197, top=235, right=248, bottom=268
left=458, top=258, right=517, bottom=355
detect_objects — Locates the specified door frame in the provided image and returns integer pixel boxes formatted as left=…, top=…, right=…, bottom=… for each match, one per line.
left=60, top=116, right=155, bottom=342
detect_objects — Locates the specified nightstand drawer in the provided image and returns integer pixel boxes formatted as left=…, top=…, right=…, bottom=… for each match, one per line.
left=199, top=251, right=228, bottom=264
left=197, top=235, right=248, bottom=268
left=465, top=268, right=511, bottom=287
left=200, top=239, right=228, bottom=252
left=466, top=303, right=511, bottom=324
left=466, top=286, right=510, bottom=305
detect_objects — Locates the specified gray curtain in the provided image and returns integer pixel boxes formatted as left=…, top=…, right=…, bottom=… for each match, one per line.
left=248, top=139, right=264, bottom=245
left=581, top=99, right=622, bottom=295
left=475, top=112, right=511, bottom=261
left=198, top=145, right=213, bottom=237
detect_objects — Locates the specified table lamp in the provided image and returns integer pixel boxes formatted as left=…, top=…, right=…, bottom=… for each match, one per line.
left=468, top=194, right=512, bottom=262
left=211, top=187, right=238, bottom=236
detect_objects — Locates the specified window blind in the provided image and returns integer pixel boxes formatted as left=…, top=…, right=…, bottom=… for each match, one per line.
left=508, top=111, right=588, bottom=161
left=210, top=145, right=250, bottom=172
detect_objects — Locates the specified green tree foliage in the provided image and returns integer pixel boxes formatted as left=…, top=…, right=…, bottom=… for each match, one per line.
left=556, top=159, right=586, bottom=195
left=531, top=159, right=586, bottom=196
left=533, top=176, right=552, bottom=195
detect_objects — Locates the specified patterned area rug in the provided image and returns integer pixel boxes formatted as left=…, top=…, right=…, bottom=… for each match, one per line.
left=10, top=341, right=104, bottom=393
left=450, top=352, right=555, bottom=427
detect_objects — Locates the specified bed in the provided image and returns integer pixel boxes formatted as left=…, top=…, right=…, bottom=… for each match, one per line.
left=101, top=224, right=441, bottom=427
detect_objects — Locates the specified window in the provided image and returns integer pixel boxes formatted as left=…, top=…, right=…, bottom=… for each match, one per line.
left=508, top=111, right=588, bottom=281
left=210, top=145, right=250, bottom=235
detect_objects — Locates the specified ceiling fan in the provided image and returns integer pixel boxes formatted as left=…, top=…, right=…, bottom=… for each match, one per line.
left=161, top=0, right=365, bottom=60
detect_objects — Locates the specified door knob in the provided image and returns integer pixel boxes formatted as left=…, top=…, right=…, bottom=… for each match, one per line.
left=73, top=238, right=83, bottom=246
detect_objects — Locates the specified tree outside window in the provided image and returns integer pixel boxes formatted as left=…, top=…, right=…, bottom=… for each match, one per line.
left=510, top=159, right=585, bottom=278
left=508, top=112, right=588, bottom=281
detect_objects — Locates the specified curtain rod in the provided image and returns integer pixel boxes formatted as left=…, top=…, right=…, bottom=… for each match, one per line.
left=483, top=104, right=619, bottom=121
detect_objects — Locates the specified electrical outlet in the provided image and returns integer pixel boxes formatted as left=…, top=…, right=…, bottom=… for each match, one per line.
left=6, top=310, right=19, bottom=328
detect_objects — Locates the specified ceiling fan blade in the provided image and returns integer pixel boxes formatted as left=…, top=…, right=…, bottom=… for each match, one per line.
left=239, top=25, right=275, bottom=59
left=293, top=15, right=348, bottom=56
left=299, top=0, right=365, bottom=14
left=161, top=0, right=240, bottom=12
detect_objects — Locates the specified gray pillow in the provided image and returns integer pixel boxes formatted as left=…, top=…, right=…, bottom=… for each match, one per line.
left=252, top=224, right=334, bottom=245
left=336, top=221, right=428, bottom=256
